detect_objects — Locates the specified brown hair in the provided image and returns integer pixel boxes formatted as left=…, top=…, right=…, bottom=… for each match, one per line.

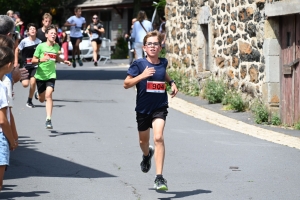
left=0, top=46, right=14, bottom=69
left=45, top=24, right=57, bottom=34
left=143, top=30, right=163, bottom=46
left=43, top=13, right=52, bottom=20
left=74, top=7, right=81, bottom=13
left=137, top=10, right=147, bottom=22
left=0, top=35, right=14, bottom=49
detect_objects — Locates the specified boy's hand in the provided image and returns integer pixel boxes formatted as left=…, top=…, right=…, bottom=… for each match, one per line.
left=64, top=60, right=71, bottom=66
left=42, top=55, right=50, bottom=62
left=142, top=66, right=156, bottom=79
left=9, top=140, right=17, bottom=151
left=170, top=83, right=178, bottom=98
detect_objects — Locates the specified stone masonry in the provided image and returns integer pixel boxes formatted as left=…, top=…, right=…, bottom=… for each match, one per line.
left=165, top=0, right=271, bottom=100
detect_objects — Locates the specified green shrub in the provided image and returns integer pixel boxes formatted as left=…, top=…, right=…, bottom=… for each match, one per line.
left=159, top=48, right=166, bottom=58
left=230, top=92, right=246, bottom=112
left=251, top=100, right=269, bottom=124
left=203, top=79, right=226, bottom=104
left=111, top=36, right=128, bottom=59
left=222, top=90, right=234, bottom=105
left=167, top=69, right=200, bottom=96
left=294, top=122, right=300, bottom=130
left=271, top=114, right=281, bottom=126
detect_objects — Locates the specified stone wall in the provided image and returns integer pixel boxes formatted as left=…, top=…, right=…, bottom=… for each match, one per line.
left=165, top=0, right=269, bottom=99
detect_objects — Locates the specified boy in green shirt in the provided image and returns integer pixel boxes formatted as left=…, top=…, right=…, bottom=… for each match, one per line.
left=32, top=24, right=71, bottom=129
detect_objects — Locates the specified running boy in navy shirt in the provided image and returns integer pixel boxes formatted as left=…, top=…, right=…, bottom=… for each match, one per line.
left=124, top=30, right=178, bottom=191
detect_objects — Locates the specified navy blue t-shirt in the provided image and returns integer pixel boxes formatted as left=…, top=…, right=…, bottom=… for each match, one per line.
left=127, top=58, right=168, bottom=114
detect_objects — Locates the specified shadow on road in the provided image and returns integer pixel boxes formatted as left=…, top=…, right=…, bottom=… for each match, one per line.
left=48, top=130, right=94, bottom=137
left=153, top=189, right=212, bottom=199
left=5, top=136, right=116, bottom=181
left=57, top=69, right=127, bottom=81
left=1, top=185, right=49, bottom=199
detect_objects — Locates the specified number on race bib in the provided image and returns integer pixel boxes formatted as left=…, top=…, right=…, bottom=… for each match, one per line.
left=146, top=81, right=166, bottom=93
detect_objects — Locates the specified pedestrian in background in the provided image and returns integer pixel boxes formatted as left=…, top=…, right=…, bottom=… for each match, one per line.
left=131, top=11, right=152, bottom=59
left=64, top=7, right=86, bottom=68
left=85, top=14, right=104, bottom=66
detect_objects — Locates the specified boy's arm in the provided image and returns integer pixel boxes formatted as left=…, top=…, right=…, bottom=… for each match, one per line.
left=9, top=109, right=18, bottom=147
left=0, top=108, right=17, bottom=150
left=165, top=72, right=178, bottom=98
left=123, top=66, right=156, bottom=89
left=56, top=55, right=71, bottom=66
left=14, top=47, right=20, bottom=67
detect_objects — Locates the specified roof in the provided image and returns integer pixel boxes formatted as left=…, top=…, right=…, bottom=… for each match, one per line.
left=71, top=0, right=152, bottom=8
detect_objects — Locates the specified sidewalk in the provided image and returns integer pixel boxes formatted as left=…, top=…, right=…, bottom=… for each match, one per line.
left=79, top=59, right=300, bottom=140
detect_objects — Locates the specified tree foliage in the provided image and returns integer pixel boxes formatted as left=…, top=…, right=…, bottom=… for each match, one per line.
left=0, top=0, right=75, bottom=24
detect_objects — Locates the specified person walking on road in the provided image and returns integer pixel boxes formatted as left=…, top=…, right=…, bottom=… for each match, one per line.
left=14, top=23, right=41, bottom=108
left=131, top=10, right=152, bottom=59
left=85, top=14, right=105, bottom=66
left=36, top=13, right=60, bottom=44
left=32, top=25, right=71, bottom=129
left=64, top=7, right=86, bottom=68
left=0, top=46, right=18, bottom=192
left=124, top=30, right=178, bottom=191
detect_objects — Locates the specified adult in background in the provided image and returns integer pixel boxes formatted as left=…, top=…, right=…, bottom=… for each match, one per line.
left=85, top=14, right=104, bottom=66
left=64, top=7, right=86, bottom=68
left=0, top=15, right=27, bottom=84
left=159, top=16, right=166, bottom=33
left=131, top=11, right=152, bottom=59
left=36, top=13, right=60, bottom=44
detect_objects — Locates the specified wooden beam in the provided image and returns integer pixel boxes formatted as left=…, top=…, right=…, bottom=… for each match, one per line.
left=266, top=0, right=300, bottom=17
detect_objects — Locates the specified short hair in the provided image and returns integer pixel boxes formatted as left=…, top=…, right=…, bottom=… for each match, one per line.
left=0, top=46, right=14, bottom=69
left=45, top=24, right=57, bottom=34
left=0, top=15, right=15, bottom=35
left=74, top=7, right=81, bottom=13
left=42, top=13, right=52, bottom=20
left=6, top=10, right=13, bottom=16
left=137, top=10, right=148, bottom=22
left=0, top=35, right=14, bottom=49
left=143, top=30, right=163, bottom=46
left=27, top=23, right=37, bottom=31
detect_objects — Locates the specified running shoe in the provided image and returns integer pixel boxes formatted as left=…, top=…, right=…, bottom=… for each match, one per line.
left=72, top=60, right=76, bottom=68
left=77, top=58, right=83, bottom=66
left=94, top=61, right=98, bottom=66
left=140, top=145, right=154, bottom=173
left=45, top=119, right=53, bottom=129
left=34, top=91, right=38, bottom=100
left=26, top=102, right=35, bottom=108
left=154, top=176, right=168, bottom=191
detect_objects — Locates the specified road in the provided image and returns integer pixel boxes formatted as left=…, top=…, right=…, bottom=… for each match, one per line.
left=1, top=61, right=300, bottom=200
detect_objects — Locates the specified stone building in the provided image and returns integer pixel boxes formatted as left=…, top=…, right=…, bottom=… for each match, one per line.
left=165, top=0, right=300, bottom=125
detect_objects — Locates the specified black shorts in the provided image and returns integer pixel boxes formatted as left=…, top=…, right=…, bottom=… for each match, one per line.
left=136, top=106, right=168, bottom=131
left=36, top=79, right=55, bottom=94
left=21, top=67, right=36, bottom=80
left=91, top=38, right=102, bottom=45
left=70, top=37, right=83, bottom=46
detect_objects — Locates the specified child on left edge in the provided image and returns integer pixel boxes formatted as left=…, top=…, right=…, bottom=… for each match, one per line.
left=0, top=46, right=18, bottom=192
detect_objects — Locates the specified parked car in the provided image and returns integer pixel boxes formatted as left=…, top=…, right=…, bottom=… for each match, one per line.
left=60, top=30, right=93, bottom=60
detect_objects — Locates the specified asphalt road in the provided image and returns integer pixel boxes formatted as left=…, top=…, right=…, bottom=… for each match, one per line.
left=1, top=61, right=300, bottom=200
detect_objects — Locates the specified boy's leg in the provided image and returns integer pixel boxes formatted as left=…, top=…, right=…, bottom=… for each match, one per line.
left=45, top=86, right=54, bottom=119
left=29, top=76, right=36, bottom=99
left=0, top=165, right=6, bottom=191
left=21, top=79, right=29, bottom=88
left=152, top=118, right=166, bottom=175
left=139, top=128, right=150, bottom=156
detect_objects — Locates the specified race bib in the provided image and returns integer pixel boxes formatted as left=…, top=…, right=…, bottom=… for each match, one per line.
left=26, top=58, right=32, bottom=64
left=91, top=33, right=99, bottom=39
left=44, top=52, right=57, bottom=61
left=146, top=81, right=166, bottom=93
